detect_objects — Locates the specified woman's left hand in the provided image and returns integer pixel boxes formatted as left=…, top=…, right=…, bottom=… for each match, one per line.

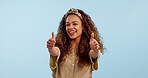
left=89, top=33, right=100, bottom=52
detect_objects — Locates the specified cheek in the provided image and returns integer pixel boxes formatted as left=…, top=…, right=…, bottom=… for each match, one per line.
left=76, top=26, right=83, bottom=32
left=66, top=27, right=68, bottom=32
left=66, top=26, right=68, bottom=30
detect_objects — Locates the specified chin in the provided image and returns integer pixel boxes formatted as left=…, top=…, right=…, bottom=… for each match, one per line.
left=69, top=37, right=76, bottom=39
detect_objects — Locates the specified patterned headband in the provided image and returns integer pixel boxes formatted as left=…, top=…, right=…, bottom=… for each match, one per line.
left=65, top=8, right=82, bottom=19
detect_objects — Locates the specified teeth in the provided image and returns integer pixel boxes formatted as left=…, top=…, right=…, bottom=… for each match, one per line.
left=69, top=31, right=75, bottom=34
left=68, top=30, right=76, bottom=34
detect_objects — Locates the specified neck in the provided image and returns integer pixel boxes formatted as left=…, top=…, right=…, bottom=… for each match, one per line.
left=71, top=37, right=81, bottom=51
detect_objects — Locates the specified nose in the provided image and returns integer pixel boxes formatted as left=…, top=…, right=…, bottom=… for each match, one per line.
left=67, top=24, right=74, bottom=29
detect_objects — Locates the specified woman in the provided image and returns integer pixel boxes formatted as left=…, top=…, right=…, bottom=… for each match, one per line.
left=47, top=8, right=104, bottom=78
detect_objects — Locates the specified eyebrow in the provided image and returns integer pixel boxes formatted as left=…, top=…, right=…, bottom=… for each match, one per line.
left=66, top=21, right=78, bottom=23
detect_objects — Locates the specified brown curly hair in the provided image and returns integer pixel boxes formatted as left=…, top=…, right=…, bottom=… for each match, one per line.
left=55, top=8, right=104, bottom=67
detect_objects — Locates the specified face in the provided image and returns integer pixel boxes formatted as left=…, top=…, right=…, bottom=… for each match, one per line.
left=66, top=14, right=84, bottom=40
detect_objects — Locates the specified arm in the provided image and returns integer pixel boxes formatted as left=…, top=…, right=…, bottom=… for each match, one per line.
left=48, top=46, right=59, bottom=56
left=89, top=50, right=100, bottom=59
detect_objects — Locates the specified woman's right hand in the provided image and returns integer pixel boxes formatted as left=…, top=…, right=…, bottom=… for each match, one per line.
left=47, top=32, right=56, bottom=49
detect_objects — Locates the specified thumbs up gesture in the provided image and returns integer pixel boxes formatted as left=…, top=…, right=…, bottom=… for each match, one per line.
left=89, top=33, right=100, bottom=52
left=47, top=32, right=56, bottom=49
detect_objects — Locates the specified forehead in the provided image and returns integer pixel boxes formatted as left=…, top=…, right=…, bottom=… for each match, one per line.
left=66, top=14, right=81, bottom=23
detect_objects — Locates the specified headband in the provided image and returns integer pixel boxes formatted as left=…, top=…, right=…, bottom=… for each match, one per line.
left=65, top=8, right=82, bottom=19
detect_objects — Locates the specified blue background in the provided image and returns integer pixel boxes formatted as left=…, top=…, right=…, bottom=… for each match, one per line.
left=0, top=0, right=148, bottom=78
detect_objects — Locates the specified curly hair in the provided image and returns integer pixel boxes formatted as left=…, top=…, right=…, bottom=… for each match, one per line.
left=55, top=9, right=104, bottom=68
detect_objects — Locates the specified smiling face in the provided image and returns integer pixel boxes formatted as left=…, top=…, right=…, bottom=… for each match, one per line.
left=66, top=14, right=84, bottom=40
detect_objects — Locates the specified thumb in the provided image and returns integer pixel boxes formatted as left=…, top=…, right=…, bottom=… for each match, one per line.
left=52, top=32, right=54, bottom=38
left=90, top=33, right=94, bottom=41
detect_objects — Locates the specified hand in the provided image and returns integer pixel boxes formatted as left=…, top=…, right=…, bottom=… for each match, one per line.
left=89, top=33, right=100, bottom=52
left=47, top=32, right=56, bottom=49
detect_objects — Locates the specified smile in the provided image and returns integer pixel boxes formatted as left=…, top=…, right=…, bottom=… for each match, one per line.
left=68, top=30, right=76, bottom=36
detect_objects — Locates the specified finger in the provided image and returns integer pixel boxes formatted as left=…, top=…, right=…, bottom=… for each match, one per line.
left=93, top=43, right=98, bottom=47
left=90, top=40, right=98, bottom=46
left=47, top=44, right=54, bottom=48
left=47, top=46, right=53, bottom=49
left=47, top=44, right=54, bottom=47
left=48, top=39, right=56, bottom=43
left=94, top=40, right=99, bottom=45
left=52, top=32, right=54, bottom=38
left=93, top=46, right=99, bottom=52
left=97, top=45, right=100, bottom=49
left=47, top=41, right=55, bottom=45
left=90, top=33, right=94, bottom=41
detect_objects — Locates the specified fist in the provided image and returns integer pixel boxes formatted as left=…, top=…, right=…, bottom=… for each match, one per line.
left=47, top=32, right=56, bottom=49
left=89, top=33, right=100, bottom=52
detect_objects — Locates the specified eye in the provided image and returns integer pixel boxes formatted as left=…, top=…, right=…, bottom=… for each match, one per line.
left=73, top=23, right=78, bottom=26
left=66, top=23, right=70, bottom=26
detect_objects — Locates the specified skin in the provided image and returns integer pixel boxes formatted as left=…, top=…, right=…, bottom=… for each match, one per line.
left=47, top=14, right=100, bottom=58
left=65, top=14, right=84, bottom=52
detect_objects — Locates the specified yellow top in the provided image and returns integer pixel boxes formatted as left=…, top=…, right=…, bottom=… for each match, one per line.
left=49, top=47, right=100, bottom=78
